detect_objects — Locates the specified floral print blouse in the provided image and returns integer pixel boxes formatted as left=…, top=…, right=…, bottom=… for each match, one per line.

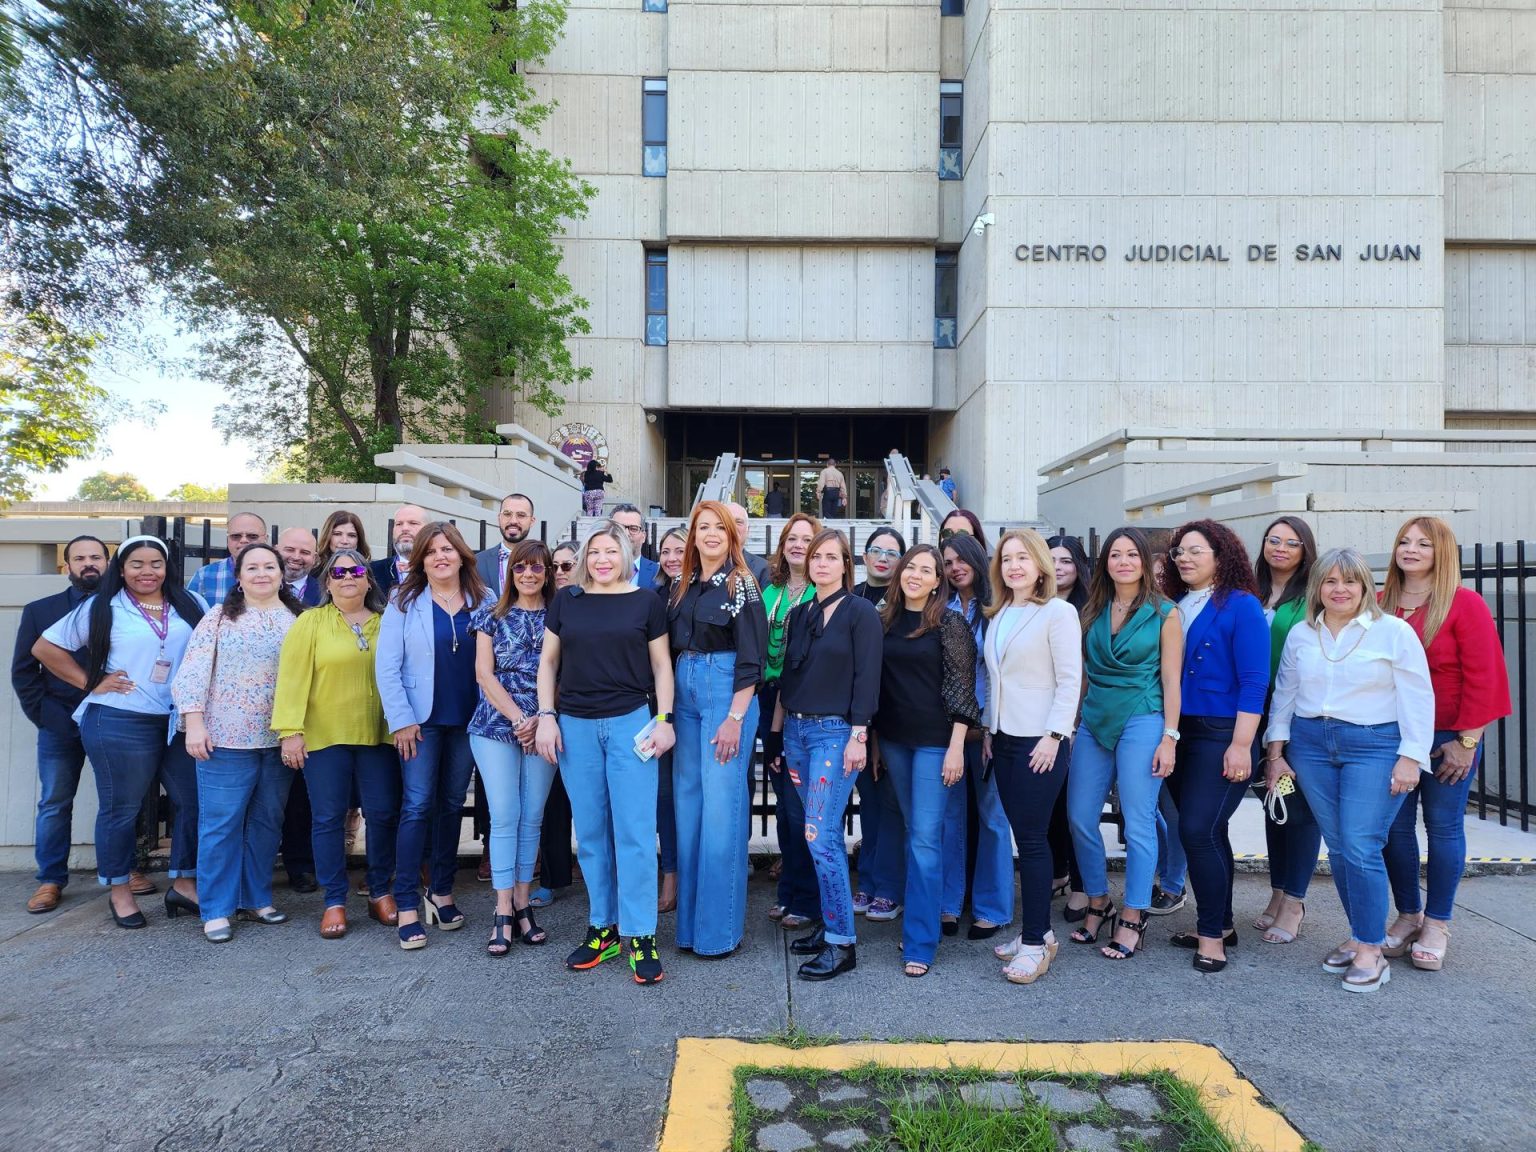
left=171, top=604, right=298, bottom=748
left=467, top=604, right=546, bottom=743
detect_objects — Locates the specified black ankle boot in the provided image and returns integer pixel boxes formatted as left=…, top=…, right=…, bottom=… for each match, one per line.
left=798, top=943, right=856, bottom=981
left=790, top=925, right=826, bottom=955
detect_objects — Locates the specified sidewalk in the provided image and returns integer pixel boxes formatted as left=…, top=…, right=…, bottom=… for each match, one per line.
left=0, top=865, right=1531, bottom=1151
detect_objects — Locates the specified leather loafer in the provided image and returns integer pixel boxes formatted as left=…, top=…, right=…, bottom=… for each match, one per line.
left=320, top=906, right=348, bottom=939
left=204, top=921, right=234, bottom=944
left=798, top=943, right=857, bottom=981
left=288, top=874, right=318, bottom=894
left=236, top=908, right=289, bottom=925
left=128, top=872, right=158, bottom=897
left=367, top=894, right=398, bottom=927
left=27, top=883, right=62, bottom=914
left=790, top=925, right=827, bottom=955
left=477, top=849, right=492, bottom=883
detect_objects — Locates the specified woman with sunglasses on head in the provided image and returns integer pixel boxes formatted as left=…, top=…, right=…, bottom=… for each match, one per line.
left=272, top=550, right=398, bottom=938
left=468, top=539, right=559, bottom=955
left=173, top=543, right=304, bottom=943
left=34, top=536, right=207, bottom=929
left=1250, top=516, right=1321, bottom=944
left=1378, top=516, right=1510, bottom=973
left=1159, top=519, right=1269, bottom=973
left=872, top=545, right=979, bottom=977
left=1045, top=534, right=1092, bottom=922
left=760, top=513, right=822, bottom=929
left=938, top=510, right=989, bottom=553
left=983, top=530, right=1082, bottom=985
left=668, top=501, right=768, bottom=958
left=376, top=522, right=494, bottom=950
left=771, top=528, right=882, bottom=981
left=1067, top=528, right=1181, bottom=961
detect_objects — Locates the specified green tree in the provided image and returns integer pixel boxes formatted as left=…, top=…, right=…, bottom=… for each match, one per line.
left=75, top=471, right=152, bottom=501
left=3, top=0, right=593, bottom=481
left=164, top=481, right=227, bottom=501
left=0, top=309, right=106, bottom=505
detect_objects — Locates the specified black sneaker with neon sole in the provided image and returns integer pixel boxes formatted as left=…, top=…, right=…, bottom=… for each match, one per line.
left=566, top=924, right=620, bottom=970
left=629, top=935, right=664, bottom=985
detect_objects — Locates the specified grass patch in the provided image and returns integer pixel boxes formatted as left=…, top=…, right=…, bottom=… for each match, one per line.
left=1139, top=1069, right=1245, bottom=1152
left=750, top=1023, right=841, bottom=1049
left=841, top=1062, right=910, bottom=1095
left=885, top=1092, right=1056, bottom=1152
left=728, top=1077, right=765, bottom=1152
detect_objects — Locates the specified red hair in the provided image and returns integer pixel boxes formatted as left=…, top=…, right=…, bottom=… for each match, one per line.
left=672, top=501, right=754, bottom=607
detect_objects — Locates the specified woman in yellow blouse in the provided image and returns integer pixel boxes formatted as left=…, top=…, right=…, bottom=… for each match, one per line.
left=271, top=550, right=398, bottom=939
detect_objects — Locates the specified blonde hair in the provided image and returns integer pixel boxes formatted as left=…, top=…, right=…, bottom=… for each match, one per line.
left=577, top=522, right=636, bottom=589
left=1304, top=548, right=1383, bottom=627
left=1380, top=517, right=1460, bottom=647
left=984, top=529, right=1057, bottom=617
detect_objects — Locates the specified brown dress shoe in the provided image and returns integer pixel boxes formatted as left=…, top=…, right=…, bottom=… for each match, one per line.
left=27, top=883, right=62, bottom=914
left=368, top=894, right=399, bottom=926
left=128, top=872, right=158, bottom=896
left=320, top=906, right=348, bottom=939
left=477, top=847, right=492, bottom=883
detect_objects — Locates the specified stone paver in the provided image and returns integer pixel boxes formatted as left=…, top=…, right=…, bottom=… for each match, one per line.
left=816, top=1083, right=868, bottom=1104
left=756, top=1120, right=816, bottom=1152
left=821, top=1128, right=867, bottom=1150
left=900, top=1083, right=940, bottom=1105
left=1062, top=1123, right=1120, bottom=1151
left=1103, top=1082, right=1163, bottom=1120
left=957, top=1080, right=1027, bottom=1111
left=1117, top=1123, right=1169, bottom=1144
left=746, top=1079, right=795, bottom=1113
left=1026, top=1080, right=1100, bottom=1115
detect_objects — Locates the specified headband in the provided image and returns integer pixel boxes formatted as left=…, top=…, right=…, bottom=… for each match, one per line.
left=117, top=535, right=169, bottom=556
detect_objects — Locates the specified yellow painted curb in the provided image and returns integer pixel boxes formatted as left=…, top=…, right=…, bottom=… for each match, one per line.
left=659, top=1038, right=1309, bottom=1151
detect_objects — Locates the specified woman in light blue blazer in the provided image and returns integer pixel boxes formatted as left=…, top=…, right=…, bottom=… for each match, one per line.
left=376, top=522, right=494, bottom=950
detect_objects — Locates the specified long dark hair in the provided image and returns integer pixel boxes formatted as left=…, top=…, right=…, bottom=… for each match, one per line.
left=222, top=543, right=304, bottom=621
left=769, top=513, right=822, bottom=587
left=1254, top=516, right=1317, bottom=609
left=941, top=533, right=992, bottom=623
left=1046, top=534, right=1091, bottom=610
left=495, top=539, right=555, bottom=616
left=878, top=545, right=949, bottom=637
left=319, top=548, right=387, bottom=614
left=940, top=508, right=989, bottom=551
left=1080, top=527, right=1164, bottom=632
left=317, top=510, right=371, bottom=565
left=1159, top=519, right=1259, bottom=602
left=396, top=522, right=487, bottom=610
left=84, top=538, right=205, bottom=693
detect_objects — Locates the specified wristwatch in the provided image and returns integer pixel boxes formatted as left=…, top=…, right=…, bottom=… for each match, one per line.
left=1163, top=728, right=1181, bottom=742
left=851, top=728, right=868, bottom=744
left=1456, top=734, right=1479, bottom=750
left=727, top=710, right=747, bottom=722
left=1046, top=731, right=1066, bottom=742
left=656, top=712, right=672, bottom=724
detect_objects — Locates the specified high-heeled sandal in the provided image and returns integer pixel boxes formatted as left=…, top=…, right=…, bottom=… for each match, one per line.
left=1381, top=916, right=1424, bottom=958
left=398, top=920, right=428, bottom=950
left=1261, top=902, right=1304, bottom=945
left=487, top=913, right=514, bottom=957
left=1100, top=915, right=1148, bottom=960
left=1070, top=901, right=1115, bottom=944
left=422, top=893, right=465, bottom=930
left=513, top=905, right=547, bottom=946
left=1410, top=921, right=1450, bottom=971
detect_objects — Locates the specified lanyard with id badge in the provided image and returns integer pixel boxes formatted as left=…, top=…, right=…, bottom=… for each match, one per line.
left=132, top=596, right=174, bottom=685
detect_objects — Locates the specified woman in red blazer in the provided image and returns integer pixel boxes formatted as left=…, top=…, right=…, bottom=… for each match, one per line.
left=1379, top=517, right=1510, bottom=972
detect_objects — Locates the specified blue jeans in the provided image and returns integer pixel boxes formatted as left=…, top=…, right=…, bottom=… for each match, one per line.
left=1288, top=716, right=1407, bottom=946
left=196, top=747, right=293, bottom=920
left=785, top=715, right=859, bottom=945
left=79, top=705, right=197, bottom=885
left=562, top=705, right=659, bottom=939
left=469, top=735, right=558, bottom=890
left=1156, top=789, right=1187, bottom=895
left=881, top=741, right=965, bottom=965
left=657, top=749, right=678, bottom=875
left=1070, top=714, right=1165, bottom=910
left=1167, top=715, right=1249, bottom=939
left=961, top=741, right=1014, bottom=925
left=306, top=744, right=400, bottom=907
left=674, top=652, right=760, bottom=955
left=762, top=683, right=820, bottom=919
left=991, top=732, right=1069, bottom=945
left=1384, top=729, right=1480, bottom=922
left=34, top=726, right=86, bottom=886
left=393, top=724, right=475, bottom=912
left=857, top=768, right=904, bottom=902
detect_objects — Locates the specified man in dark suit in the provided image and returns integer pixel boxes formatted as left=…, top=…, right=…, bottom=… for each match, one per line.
left=10, top=535, right=105, bottom=913
left=277, top=527, right=323, bottom=607
left=474, top=492, right=536, bottom=599
left=726, top=502, right=774, bottom=587
left=611, top=503, right=659, bottom=587
left=370, top=503, right=428, bottom=596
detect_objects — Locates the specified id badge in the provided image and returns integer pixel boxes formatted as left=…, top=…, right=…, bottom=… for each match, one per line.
left=149, top=659, right=172, bottom=685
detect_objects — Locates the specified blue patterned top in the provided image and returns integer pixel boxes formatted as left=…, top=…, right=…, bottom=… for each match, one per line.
left=467, top=604, right=546, bottom=743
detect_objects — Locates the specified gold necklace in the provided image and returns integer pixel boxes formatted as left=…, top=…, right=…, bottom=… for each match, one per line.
left=1317, top=621, right=1368, bottom=663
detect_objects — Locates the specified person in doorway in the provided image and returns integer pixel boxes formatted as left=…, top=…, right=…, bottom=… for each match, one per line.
left=764, top=482, right=789, bottom=519
left=816, top=458, right=848, bottom=520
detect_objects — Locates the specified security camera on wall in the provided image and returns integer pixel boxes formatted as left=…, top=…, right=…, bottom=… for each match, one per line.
left=971, top=212, right=995, bottom=237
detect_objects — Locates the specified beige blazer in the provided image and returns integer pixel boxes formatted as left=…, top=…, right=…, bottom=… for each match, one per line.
left=982, top=598, right=1083, bottom=737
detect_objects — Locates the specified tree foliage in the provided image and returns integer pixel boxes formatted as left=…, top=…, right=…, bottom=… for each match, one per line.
left=0, top=309, right=107, bottom=505
left=75, top=471, right=152, bottom=501
left=3, top=0, right=594, bottom=481
left=164, top=481, right=227, bottom=501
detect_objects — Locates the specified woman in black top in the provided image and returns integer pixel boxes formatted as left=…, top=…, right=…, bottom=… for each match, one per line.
left=535, top=523, right=675, bottom=985
left=653, top=525, right=687, bottom=914
left=667, top=501, right=768, bottom=957
left=581, top=459, right=613, bottom=517
left=770, top=528, right=883, bottom=981
left=874, top=545, right=980, bottom=976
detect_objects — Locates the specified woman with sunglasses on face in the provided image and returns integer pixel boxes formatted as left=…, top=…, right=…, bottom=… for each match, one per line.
left=652, top=525, right=687, bottom=914
left=983, top=530, right=1082, bottom=985
left=526, top=541, right=581, bottom=909
left=1159, top=519, right=1269, bottom=973
left=376, top=522, right=494, bottom=950
left=942, top=534, right=1014, bottom=940
left=468, top=540, right=558, bottom=954
left=173, top=544, right=304, bottom=943
left=668, top=502, right=768, bottom=958
left=1067, top=528, right=1181, bottom=961
left=854, top=528, right=905, bottom=607
left=34, top=537, right=207, bottom=929
left=536, top=524, right=676, bottom=985
left=760, top=513, right=822, bottom=929
left=771, top=528, right=882, bottom=981
left=938, top=510, right=989, bottom=553
left=272, top=550, right=398, bottom=938
left=873, top=545, right=979, bottom=977
left=1379, top=516, right=1510, bottom=973
left=1250, top=516, right=1321, bottom=945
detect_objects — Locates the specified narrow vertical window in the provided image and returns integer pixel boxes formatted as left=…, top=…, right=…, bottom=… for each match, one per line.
left=645, top=249, right=668, bottom=346
left=939, top=81, right=962, bottom=181
left=934, top=251, right=958, bottom=348
left=940, top=0, right=963, bottom=15
left=643, top=78, right=668, bottom=177
left=644, top=0, right=667, bottom=11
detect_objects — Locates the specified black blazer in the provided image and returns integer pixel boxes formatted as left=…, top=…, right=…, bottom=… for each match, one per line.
left=10, top=586, right=89, bottom=733
left=370, top=557, right=405, bottom=599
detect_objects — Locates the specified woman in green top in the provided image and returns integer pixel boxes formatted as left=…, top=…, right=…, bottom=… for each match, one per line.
left=1251, top=516, right=1319, bottom=944
left=271, top=549, right=398, bottom=940
left=1066, top=527, right=1183, bottom=960
left=759, top=513, right=821, bottom=928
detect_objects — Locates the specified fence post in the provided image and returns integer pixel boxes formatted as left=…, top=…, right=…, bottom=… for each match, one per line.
left=1518, top=540, right=1529, bottom=832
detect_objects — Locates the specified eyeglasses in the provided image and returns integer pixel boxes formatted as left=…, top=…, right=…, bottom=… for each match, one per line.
left=866, top=547, right=901, bottom=561
left=1168, top=547, right=1212, bottom=560
left=348, top=622, right=369, bottom=652
left=1265, top=537, right=1303, bottom=550
left=228, top=532, right=264, bottom=544
left=512, top=562, right=546, bottom=575
left=939, top=527, right=972, bottom=541
left=330, top=564, right=368, bottom=579
left=554, top=560, right=577, bottom=573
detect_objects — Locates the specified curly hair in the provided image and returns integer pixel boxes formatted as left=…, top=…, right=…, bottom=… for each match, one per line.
left=1158, top=519, right=1258, bottom=602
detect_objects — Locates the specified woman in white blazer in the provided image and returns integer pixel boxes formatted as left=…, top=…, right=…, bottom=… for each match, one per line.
left=982, top=529, right=1083, bottom=985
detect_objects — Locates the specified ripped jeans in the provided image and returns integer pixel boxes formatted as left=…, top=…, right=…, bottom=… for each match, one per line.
left=784, top=714, right=859, bottom=945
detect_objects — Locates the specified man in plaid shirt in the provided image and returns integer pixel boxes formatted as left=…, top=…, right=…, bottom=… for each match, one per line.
left=188, top=512, right=268, bottom=606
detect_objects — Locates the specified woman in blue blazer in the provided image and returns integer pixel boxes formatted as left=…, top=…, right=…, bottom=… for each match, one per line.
left=376, top=522, right=494, bottom=950
left=1158, top=519, right=1268, bottom=973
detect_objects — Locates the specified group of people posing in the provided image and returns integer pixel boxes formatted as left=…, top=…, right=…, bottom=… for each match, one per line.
left=12, top=496, right=1507, bottom=994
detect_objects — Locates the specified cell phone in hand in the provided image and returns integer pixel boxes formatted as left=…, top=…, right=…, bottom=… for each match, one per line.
left=633, top=716, right=659, bottom=762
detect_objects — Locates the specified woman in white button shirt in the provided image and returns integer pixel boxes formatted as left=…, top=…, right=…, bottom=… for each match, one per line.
left=1264, top=548, right=1434, bottom=994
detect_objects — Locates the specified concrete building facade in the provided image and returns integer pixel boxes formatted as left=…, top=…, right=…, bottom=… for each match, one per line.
left=492, top=0, right=1536, bottom=523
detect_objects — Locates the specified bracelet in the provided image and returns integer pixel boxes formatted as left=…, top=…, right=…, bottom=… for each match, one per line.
left=535, top=709, right=557, bottom=719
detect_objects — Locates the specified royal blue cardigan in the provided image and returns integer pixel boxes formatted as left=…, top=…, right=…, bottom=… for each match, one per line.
left=1179, top=589, right=1270, bottom=718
